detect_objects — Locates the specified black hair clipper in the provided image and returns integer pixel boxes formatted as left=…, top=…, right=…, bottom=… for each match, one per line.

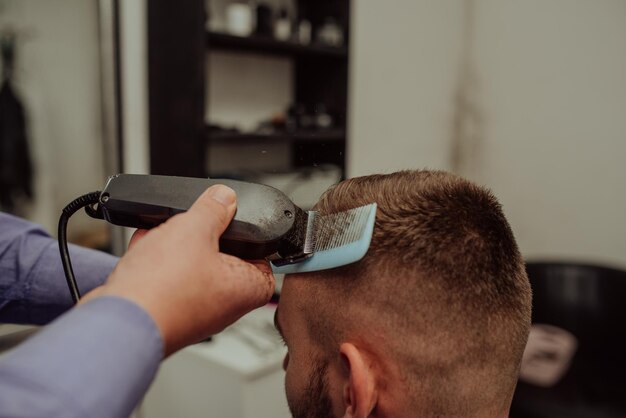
left=87, top=174, right=377, bottom=274
left=58, top=174, right=376, bottom=303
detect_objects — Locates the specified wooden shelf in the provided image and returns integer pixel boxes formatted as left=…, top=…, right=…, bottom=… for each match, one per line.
left=208, top=129, right=345, bottom=144
left=206, top=31, right=347, bottom=58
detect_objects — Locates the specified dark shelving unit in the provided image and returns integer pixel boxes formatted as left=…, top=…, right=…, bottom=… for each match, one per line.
left=147, top=0, right=206, bottom=177
left=148, top=0, right=350, bottom=178
left=208, top=129, right=345, bottom=144
left=206, top=31, right=347, bottom=58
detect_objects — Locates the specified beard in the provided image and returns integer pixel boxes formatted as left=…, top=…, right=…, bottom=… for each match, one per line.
left=288, top=358, right=334, bottom=418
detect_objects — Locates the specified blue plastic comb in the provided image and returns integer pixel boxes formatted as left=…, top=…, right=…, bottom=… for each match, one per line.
left=271, top=203, right=377, bottom=274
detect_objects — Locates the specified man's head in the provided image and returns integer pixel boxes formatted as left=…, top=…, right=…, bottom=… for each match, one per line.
left=275, top=170, right=532, bottom=418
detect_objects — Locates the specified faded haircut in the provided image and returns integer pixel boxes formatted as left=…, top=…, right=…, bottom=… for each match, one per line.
left=299, top=170, right=532, bottom=417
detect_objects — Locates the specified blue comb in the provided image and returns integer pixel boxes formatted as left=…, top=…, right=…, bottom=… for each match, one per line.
left=271, top=203, right=377, bottom=274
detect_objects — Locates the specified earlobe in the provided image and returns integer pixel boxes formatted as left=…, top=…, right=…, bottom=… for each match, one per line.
left=340, top=343, right=378, bottom=418
left=343, top=384, right=354, bottom=417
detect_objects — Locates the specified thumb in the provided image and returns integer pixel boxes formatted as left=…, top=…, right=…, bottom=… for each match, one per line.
left=184, top=184, right=237, bottom=243
left=216, top=254, right=276, bottom=319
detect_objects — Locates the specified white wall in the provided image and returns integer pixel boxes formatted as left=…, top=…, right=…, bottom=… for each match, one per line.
left=348, top=0, right=626, bottom=268
left=0, top=0, right=106, bottom=236
left=470, top=0, right=626, bottom=267
left=348, top=0, right=464, bottom=175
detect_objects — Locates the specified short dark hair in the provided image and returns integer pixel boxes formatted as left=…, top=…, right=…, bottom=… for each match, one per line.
left=298, top=170, right=532, bottom=416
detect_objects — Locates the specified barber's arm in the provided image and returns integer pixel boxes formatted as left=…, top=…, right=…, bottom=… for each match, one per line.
left=0, top=212, right=118, bottom=325
left=0, top=185, right=275, bottom=418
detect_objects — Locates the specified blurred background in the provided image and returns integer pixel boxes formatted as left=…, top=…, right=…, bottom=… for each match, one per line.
left=0, top=0, right=624, bottom=417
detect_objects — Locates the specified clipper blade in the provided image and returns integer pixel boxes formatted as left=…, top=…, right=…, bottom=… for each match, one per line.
left=271, top=203, right=377, bottom=274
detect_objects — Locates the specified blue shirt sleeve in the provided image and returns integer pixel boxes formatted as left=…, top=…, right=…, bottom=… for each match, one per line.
left=0, top=212, right=119, bottom=325
left=0, top=296, right=163, bottom=418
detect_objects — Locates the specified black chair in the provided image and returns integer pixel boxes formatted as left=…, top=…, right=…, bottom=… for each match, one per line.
left=510, top=262, right=626, bottom=418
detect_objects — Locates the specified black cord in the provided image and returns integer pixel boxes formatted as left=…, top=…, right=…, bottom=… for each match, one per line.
left=58, top=191, right=102, bottom=304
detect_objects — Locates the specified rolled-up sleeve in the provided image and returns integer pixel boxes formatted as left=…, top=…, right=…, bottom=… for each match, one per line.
left=0, top=296, right=163, bottom=418
left=0, top=212, right=119, bottom=324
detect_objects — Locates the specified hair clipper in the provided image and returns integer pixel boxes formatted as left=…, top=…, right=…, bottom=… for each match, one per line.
left=87, top=174, right=376, bottom=274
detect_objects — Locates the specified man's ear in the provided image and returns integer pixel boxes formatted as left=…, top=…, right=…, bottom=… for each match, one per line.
left=339, top=342, right=378, bottom=418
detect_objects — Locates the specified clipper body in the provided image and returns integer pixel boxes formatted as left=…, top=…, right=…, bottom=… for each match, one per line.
left=88, top=174, right=376, bottom=273
left=91, top=174, right=307, bottom=260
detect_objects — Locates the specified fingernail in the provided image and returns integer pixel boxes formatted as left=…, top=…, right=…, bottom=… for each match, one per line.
left=208, top=185, right=236, bottom=206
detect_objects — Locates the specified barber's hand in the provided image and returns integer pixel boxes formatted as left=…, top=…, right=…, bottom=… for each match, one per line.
left=84, top=185, right=275, bottom=356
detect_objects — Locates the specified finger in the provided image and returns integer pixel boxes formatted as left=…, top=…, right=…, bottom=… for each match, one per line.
left=128, top=229, right=149, bottom=249
left=184, top=185, right=237, bottom=243
left=247, top=259, right=273, bottom=275
left=218, top=253, right=276, bottom=305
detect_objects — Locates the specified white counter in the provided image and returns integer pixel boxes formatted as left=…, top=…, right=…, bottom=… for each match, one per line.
left=141, top=304, right=291, bottom=418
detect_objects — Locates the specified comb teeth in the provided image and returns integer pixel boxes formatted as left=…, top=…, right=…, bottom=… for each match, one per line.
left=304, top=204, right=376, bottom=254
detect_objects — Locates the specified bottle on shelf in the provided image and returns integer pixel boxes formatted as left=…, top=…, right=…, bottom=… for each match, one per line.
left=297, top=19, right=312, bottom=45
left=225, top=1, right=253, bottom=37
left=274, top=8, right=292, bottom=41
left=316, top=17, right=344, bottom=47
